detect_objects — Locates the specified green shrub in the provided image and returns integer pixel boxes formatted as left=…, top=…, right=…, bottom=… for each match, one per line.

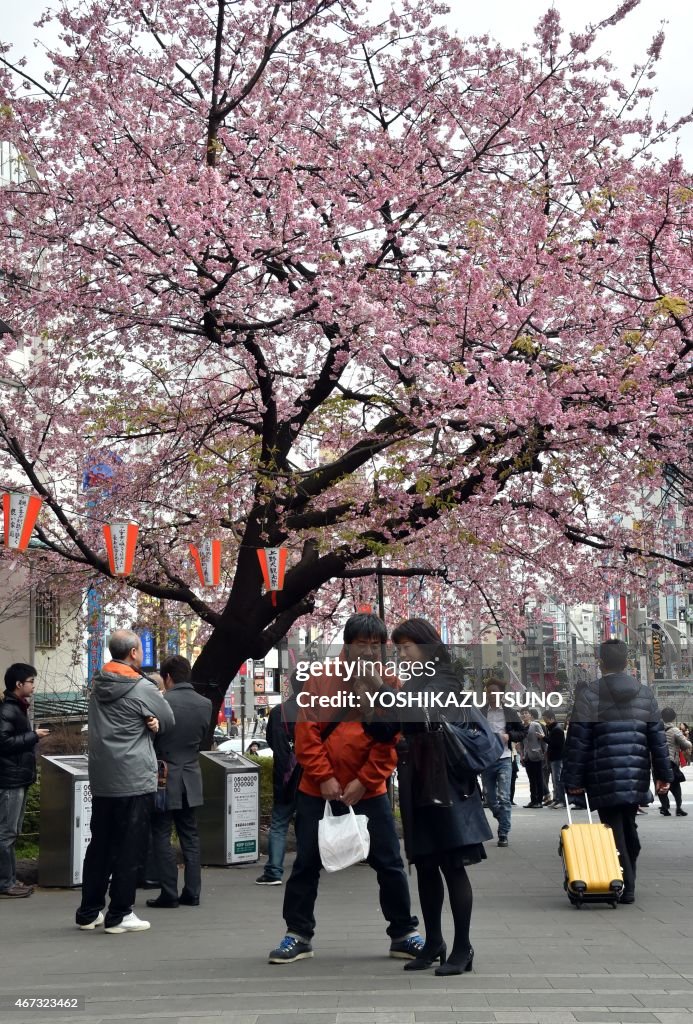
left=17, top=773, right=41, bottom=858
left=247, top=755, right=274, bottom=818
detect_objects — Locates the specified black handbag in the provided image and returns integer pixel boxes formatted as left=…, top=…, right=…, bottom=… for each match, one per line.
left=673, top=761, right=686, bottom=784
left=409, top=728, right=453, bottom=808
left=154, top=760, right=168, bottom=812
left=282, top=718, right=342, bottom=803
left=441, top=709, right=505, bottom=778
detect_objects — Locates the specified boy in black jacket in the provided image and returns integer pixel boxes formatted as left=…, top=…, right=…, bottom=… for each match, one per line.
left=0, top=663, right=49, bottom=898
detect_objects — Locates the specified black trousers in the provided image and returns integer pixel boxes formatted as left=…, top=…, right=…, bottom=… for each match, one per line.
left=150, top=795, right=201, bottom=901
left=525, top=760, right=544, bottom=804
left=76, top=793, right=153, bottom=928
left=542, top=760, right=551, bottom=798
left=659, top=763, right=683, bottom=811
left=283, top=792, right=418, bottom=941
left=598, top=804, right=640, bottom=896
left=137, top=823, right=160, bottom=886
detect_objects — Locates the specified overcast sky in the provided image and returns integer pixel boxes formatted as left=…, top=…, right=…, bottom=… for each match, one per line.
left=3, top=0, right=692, bottom=163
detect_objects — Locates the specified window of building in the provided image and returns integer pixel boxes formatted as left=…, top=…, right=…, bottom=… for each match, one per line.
left=35, top=588, right=60, bottom=648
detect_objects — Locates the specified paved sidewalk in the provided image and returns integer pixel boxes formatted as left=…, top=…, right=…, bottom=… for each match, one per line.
left=1, top=778, right=692, bottom=1024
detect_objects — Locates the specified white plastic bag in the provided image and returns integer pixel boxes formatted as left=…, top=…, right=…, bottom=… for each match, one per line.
left=318, top=801, right=370, bottom=872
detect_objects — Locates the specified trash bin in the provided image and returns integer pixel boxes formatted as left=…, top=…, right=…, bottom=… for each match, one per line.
left=198, top=751, right=260, bottom=866
left=38, top=755, right=92, bottom=887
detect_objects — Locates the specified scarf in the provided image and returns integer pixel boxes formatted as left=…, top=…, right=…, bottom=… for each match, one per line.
left=3, top=691, right=30, bottom=714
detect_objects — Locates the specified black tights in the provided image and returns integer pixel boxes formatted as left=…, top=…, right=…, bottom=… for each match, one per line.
left=415, top=854, right=473, bottom=964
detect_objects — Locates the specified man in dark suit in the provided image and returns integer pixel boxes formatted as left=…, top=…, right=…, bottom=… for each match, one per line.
left=147, top=656, right=212, bottom=909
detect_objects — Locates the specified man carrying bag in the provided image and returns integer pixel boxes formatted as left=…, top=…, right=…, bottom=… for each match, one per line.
left=268, top=614, right=422, bottom=964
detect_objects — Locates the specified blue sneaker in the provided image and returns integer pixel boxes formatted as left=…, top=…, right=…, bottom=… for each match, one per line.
left=268, top=934, right=314, bottom=964
left=389, top=933, right=425, bottom=959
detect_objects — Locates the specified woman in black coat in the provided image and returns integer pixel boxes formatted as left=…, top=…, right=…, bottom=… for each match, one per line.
left=367, top=618, right=492, bottom=976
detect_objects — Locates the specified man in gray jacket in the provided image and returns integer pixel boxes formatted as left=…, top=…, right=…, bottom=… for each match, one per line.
left=147, top=655, right=211, bottom=909
left=75, top=630, right=174, bottom=934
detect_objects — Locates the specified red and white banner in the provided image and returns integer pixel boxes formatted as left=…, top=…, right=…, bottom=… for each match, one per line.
left=2, top=491, right=43, bottom=551
left=257, top=547, right=288, bottom=605
left=103, top=521, right=138, bottom=576
left=189, top=539, right=221, bottom=587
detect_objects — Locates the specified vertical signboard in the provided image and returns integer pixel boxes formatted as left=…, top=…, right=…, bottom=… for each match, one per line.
left=137, top=628, right=156, bottom=670
left=86, top=585, right=105, bottom=683
left=651, top=623, right=664, bottom=678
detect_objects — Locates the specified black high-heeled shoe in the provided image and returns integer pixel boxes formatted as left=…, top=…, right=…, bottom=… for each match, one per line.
left=403, top=941, right=447, bottom=971
left=434, top=946, right=474, bottom=976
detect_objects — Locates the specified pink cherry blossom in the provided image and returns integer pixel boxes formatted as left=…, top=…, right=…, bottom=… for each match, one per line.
left=0, top=2, right=690, bottom=715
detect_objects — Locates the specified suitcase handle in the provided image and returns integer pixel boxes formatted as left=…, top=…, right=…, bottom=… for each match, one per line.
left=564, top=793, right=593, bottom=825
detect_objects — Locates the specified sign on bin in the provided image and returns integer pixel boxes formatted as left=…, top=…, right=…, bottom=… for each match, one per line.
left=72, top=780, right=93, bottom=884
left=228, top=771, right=259, bottom=862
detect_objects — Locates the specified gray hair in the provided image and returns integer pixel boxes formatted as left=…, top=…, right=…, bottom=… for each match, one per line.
left=108, top=629, right=141, bottom=660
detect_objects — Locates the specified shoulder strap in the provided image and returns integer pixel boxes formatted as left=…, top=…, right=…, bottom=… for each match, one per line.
left=321, top=718, right=341, bottom=742
left=288, top=714, right=340, bottom=749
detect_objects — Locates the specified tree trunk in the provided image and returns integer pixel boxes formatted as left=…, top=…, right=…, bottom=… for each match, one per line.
left=191, top=622, right=255, bottom=748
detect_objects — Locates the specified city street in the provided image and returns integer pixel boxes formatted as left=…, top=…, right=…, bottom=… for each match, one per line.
left=1, top=775, right=692, bottom=1024
left=2, top=4, right=692, bottom=1023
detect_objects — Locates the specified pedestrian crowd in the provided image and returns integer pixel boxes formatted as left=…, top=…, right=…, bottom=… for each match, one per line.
left=0, top=618, right=688, bottom=977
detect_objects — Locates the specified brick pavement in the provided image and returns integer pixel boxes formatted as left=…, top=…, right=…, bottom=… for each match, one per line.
left=1, top=777, right=692, bottom=1024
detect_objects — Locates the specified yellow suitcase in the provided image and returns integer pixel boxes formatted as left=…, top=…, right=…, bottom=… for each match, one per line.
left=559, top=795, right=624, bottom=908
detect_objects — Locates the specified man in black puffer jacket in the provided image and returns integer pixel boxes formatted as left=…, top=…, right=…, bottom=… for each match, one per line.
left=562, top=639, right=672, bottom=904
left=0, top=664, right=50, bottom=898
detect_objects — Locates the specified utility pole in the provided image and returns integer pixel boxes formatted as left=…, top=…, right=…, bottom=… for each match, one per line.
left=377, top=561, right=385, bottom=623
left=374, top=477, right=387, bottom=663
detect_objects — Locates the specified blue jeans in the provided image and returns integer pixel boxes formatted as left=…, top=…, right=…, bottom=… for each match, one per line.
left=283, top=792, right=418, bottom=941
left=264, top=800, right=295, bottom=881
left=0, top=787, right=28, bottom=892
left=482, top=757, right=512, bottom=838
left=551, top=760, right=565, bottom=805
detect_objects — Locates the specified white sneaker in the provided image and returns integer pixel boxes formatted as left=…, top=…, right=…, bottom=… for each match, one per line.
left=78, top=911, right=105, bottom=930
left=104, top=912, right=150, bottom=934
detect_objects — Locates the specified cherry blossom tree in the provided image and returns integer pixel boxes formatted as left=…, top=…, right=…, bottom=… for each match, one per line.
left=0, top=0, right=691, bottom=719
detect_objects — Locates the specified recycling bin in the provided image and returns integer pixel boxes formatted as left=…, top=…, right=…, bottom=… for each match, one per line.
left=38, top=755, right=92, bottom=887
left=198, top=750, right=260, bottom=865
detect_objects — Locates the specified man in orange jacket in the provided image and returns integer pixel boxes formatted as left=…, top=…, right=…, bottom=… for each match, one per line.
left=268, top=614, right=422, bottom=964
